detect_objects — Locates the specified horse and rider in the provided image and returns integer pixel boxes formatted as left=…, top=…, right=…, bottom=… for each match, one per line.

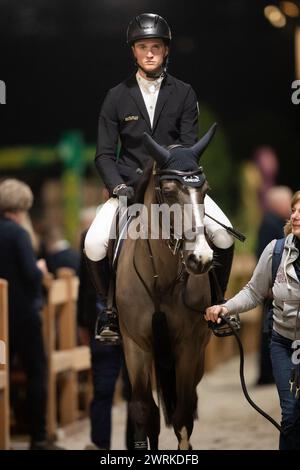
left=84, top=13, right=235, bottom=343
left=82, top=12, right=236, bottom=449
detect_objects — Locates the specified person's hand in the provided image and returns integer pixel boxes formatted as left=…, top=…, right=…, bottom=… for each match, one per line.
left=36, top=258, right=48, bottom=275
left=204, top=305, right=229, bottom=323
left=113, top=184, right=135, bottom=202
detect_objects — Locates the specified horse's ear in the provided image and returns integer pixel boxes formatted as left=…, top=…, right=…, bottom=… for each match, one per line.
left=143, top=132, right=170, bottom=167
left=192, top=123, right=218, bottom=162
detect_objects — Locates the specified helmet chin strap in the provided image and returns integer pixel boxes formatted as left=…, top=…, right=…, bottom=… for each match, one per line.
left=136, top=57, right=168, bottom=80
left=137, top=64, right=165, bottom=79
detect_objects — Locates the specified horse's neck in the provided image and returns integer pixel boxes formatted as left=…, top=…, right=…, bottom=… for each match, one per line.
left=148, top=239, right=180, bottom=281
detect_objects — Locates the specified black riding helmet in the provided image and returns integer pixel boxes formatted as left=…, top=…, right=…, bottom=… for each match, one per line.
left=126, top=13, right=172, bottom=46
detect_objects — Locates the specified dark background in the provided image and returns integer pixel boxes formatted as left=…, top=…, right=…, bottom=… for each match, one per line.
left=0, top=0, right=299, bottom=188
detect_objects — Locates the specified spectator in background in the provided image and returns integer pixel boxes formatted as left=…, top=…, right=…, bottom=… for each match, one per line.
left=253, top=146, right=279, bottom=212
left=256, top=185, right=293, bottom=386
left=21, top=211, right=41, bottom=254
left=0, top=178, right=62, bottom=450
left=256, top=186, right=293, bottom=258
left=43, top=226, right=80, bottom=276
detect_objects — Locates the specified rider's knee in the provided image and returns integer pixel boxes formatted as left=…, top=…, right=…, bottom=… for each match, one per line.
left=84, top=233, right=106, bottom=261
left=211, top=229, right=234, bottom=249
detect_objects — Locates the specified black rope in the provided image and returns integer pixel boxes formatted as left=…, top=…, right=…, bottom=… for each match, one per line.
left=220, top=315, right=282, bottom=433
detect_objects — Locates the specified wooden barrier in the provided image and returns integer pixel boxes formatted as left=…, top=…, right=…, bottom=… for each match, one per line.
left=42, top=269, right=91, bottom=438
left=0, top=279, right=9, bottom=450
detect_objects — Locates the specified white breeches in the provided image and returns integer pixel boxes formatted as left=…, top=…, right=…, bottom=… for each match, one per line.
left=84, top=195, right=234, bottom=262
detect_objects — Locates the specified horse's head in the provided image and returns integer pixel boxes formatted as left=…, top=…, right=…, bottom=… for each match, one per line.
left=143, top=123, right=217, bottom=275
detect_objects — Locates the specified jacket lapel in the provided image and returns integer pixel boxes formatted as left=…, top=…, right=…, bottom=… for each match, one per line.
left=127, top=75, right=151, bottom=130
left=152, top=75, right=173, bottom=132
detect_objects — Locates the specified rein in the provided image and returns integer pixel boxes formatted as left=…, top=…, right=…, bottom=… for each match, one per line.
left=132, top=238, right=184, bottom=313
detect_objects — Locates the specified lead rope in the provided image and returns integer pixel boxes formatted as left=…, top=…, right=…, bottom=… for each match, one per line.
left=220, top=315, right=282, bottom=433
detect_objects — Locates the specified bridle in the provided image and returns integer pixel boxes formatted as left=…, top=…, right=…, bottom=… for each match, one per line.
left=132, top=166, right=206, bottom=312
left=153, top=165, right=207, bottom=255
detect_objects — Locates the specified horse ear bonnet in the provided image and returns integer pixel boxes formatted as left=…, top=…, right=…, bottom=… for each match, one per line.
left=159, top=147, right=205, bottom=187
left=143, top=123, right=217, bottom=188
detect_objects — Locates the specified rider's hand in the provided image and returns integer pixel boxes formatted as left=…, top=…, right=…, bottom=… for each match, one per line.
left=113, top=184, right=135, bottom=202
left=204, top=305, right=229, bottom=323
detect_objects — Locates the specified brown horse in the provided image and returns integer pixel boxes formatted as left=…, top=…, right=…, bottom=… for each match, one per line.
left=116, top=124, right=217, bottom=450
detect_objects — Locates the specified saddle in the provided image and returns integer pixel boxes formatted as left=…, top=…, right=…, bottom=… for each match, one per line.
left=107, top=206, right=135, bottom=273
left=104, top=206, right=136, bottom=311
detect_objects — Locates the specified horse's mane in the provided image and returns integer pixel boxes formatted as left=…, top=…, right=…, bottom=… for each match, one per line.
left=134, top=161, right=154, bottom=204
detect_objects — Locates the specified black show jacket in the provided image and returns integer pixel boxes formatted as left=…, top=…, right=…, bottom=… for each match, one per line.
left=95, top=73, right=199, bottom=194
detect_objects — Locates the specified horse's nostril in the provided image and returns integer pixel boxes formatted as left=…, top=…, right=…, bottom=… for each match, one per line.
left=187, top=254, right=199, bottom=268
left=186, top=253, right=213, bottom=274
left=188, top=254, right=198, bottom=264
left=187, top=254, right=201, bottom=271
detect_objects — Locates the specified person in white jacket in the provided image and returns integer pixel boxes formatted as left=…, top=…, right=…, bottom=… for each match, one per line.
left=205, top=190, right=300, bottom=450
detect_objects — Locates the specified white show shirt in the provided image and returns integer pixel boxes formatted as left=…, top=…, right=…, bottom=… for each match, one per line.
left=136, top=72, right=163, bottom=128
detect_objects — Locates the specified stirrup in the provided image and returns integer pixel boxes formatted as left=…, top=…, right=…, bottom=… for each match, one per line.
left=94, top=311, right=121, bottom=345
left=96, top=327, right=121, bottom=345
left=208, top=314, right=241, bottom=337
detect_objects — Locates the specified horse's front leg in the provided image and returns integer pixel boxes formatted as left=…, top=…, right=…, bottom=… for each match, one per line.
left=122, top=334, right=160, bottom=450
left=173, top=347, right=205, bottom=450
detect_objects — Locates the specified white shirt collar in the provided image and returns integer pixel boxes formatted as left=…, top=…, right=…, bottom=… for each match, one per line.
left=136, top=72, right=164, bottom=94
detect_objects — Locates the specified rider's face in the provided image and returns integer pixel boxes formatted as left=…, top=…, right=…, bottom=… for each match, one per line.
left=132, top=38, right=168, bottom=78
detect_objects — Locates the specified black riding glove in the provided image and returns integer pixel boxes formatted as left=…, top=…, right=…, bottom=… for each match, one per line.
left=112, top=184, right=135, bottom=202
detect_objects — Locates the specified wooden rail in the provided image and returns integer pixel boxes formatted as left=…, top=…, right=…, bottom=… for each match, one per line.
left=42, top=269, right=91, bottom=438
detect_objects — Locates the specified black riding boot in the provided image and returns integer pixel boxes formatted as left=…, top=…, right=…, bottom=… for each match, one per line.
left=212, top=244, right=235, bottom=302
left=85, top=256, right=120, bottom=344
left=209, top=244, right=240, bottom=336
